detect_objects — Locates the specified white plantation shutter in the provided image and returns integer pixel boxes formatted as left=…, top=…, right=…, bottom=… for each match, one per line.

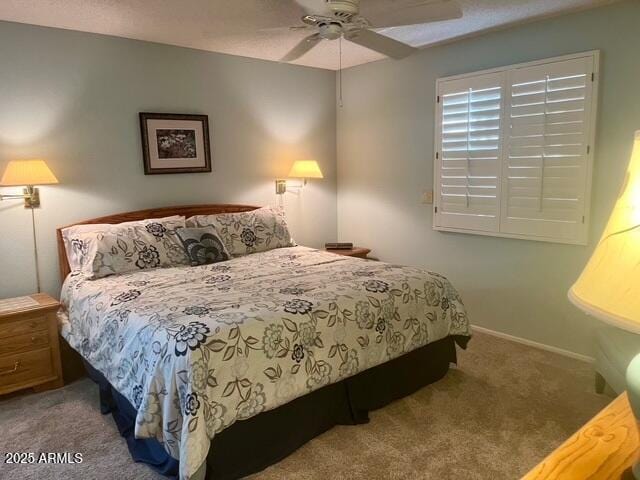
left=434, top=52, right=598, bottom=245
left=500, top=56, right=595, bottom=243
left=435, top=72, right=503, bottom=232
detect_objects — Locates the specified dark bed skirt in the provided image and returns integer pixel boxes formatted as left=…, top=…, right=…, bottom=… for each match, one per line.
left=84, top=335, right=468, bottom=480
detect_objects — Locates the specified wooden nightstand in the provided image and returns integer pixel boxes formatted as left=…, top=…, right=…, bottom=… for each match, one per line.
left=326, top=247, right=371, bottom=259
left=0, top=293, right=64, bottom=396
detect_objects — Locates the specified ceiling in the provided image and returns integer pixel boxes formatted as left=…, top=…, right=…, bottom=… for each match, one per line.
left=0, top=0, right=618, bottom=70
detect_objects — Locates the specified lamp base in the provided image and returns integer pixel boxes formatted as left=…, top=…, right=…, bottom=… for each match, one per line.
left=275, top=179, right=286, bottom=195
left=23, top=186, right=39, bottom=208
left=626, top=354, right=640, bottom=479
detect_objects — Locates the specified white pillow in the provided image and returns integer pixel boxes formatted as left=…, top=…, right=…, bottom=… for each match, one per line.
left=62, top=216, right=186, bottom=274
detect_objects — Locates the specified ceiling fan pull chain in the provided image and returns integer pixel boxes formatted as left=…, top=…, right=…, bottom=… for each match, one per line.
left=339, top=35, right=344, bottom=108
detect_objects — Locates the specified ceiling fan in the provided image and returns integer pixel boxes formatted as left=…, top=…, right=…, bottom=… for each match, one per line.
left=281, top=0, right=463, bottom=62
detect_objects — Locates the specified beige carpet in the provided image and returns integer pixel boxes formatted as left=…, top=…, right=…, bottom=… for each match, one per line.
left=0, top=332, right=610, bottom=480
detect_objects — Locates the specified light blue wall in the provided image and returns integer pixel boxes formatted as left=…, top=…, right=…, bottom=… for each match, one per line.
left=337, top=0, right=640, bottom=357
left=0, top=21, right=337, bottom=298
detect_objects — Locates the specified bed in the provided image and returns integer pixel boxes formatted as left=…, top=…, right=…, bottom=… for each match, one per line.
left=56, top=204, right=471, bottom=480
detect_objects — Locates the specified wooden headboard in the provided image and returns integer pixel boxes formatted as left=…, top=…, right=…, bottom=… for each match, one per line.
left=56, top=204, right=260, bottom=282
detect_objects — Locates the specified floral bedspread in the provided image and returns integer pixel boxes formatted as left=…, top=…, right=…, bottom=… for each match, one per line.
left=59, top=246, right=471, bottom=479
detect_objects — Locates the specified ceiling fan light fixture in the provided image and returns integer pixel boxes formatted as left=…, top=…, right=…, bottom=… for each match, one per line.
left=319, top=23, right=343, bottom=40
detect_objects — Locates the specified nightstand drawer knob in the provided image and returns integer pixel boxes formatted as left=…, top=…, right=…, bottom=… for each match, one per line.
left=0, top=361, right=20, bottom=376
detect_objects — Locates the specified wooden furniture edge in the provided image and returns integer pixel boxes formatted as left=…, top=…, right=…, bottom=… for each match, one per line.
left=44, top=306, right=64, bottom=392
left=0, top=373, right=61, bottom=396
left=326, top=247, right=371, bottom=257
left=56, top=203, right=260, bottom=283
left=0, top=293, right=60, bottom=320
left=522, top=392, right=639, bottom=479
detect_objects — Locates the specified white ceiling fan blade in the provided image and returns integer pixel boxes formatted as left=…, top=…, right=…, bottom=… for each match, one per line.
left=362, top=0, right=462, bottom=29
left=345, top=29, right=417, bottom=59
left=258, top=25, right=312, bottom=34
left=294, top=0, right=333, bottom=16
left=281, top=33, right=323, bottom=62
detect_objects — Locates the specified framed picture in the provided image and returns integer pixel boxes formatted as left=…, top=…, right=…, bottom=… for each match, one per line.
left=139, top=112, right=212, bottom=175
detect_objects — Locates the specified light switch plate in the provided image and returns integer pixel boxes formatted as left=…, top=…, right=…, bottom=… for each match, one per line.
left=422, top=190, right=434, bottom=204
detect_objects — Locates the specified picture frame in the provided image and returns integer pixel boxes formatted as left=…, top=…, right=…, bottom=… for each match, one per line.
left=139, top=112, right=212, bottom=175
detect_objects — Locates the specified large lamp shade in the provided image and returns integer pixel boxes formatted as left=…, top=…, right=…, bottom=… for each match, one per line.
left=0, top=160, right=58, bottom=186
left=569, top=131, right=640, bottom=333
left=288, top=160, right=324, bottom=179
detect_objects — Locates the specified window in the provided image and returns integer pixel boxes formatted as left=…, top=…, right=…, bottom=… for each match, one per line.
left=434, top=52, right=599, bottom=245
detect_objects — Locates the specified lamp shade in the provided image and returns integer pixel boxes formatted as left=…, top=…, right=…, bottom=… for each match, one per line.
left=0, top=160, right=58, bottom=186
left=569, top=131, right=640, bottom=333
left=288, top=160, right=323, bottom=179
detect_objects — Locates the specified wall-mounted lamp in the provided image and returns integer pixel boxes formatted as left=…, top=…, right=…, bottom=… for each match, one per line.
left=275, top=160, right=324, bottom=194
left=0, top=159, right=59, bottom=293
left=275, top=179, right=287, bottom=195
left=0, top=159, right=58, bottom=208
left=288, top=160, right=324, bottom=185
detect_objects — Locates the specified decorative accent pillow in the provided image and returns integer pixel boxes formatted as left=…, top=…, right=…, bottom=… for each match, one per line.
left=186, top=206, right=295, bottom=256
left=175, top=226, right=230, bottom=266
left=63, top=217, right=189, bottom=278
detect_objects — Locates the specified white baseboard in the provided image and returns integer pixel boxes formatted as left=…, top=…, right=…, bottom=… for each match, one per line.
left=471, top=324, right=594, bottom=364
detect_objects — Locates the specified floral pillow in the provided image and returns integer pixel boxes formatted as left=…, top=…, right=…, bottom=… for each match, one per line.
left=175, top=226, right=230, bottom=266
left=65, top=217, right=190, bottom=279
left=62, top=216, right=185, bottom=272
left=186, top=206, right=294, bottom=256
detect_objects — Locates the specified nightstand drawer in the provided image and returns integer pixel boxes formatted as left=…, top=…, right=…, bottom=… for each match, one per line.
left=0, top=315, right=48, bottom=340
left=0, top=330, right=50, bottom=357
left=0, top=348, right=55, bottom=390
left=0, top=294, right=63, bottom=396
